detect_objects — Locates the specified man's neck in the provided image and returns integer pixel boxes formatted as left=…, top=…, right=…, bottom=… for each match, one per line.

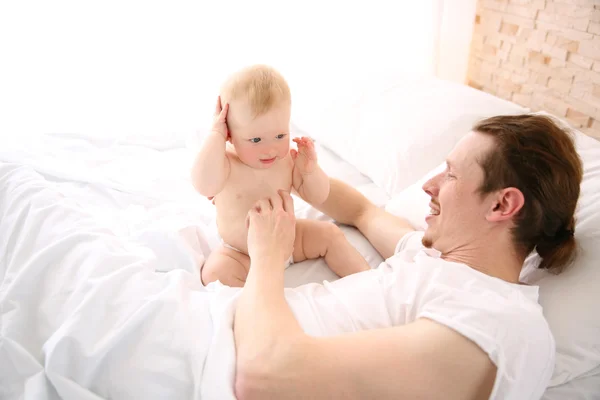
left=440, top=236, right=524, bottom=284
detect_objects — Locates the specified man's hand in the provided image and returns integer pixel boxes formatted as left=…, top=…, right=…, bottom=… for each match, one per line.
left=246, top=190, right=296, bottom=265
left=291, top=137, right=317, bottom=175
left=211, top=96, right=230, bottom=140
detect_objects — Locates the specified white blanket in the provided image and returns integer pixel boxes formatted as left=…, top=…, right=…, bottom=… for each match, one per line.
left=0, top=135, right=388, bottom=399
left=1, top=162, right=227, bottom=399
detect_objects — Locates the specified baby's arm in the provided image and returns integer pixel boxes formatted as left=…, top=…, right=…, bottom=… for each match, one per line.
left=191, top=98, right=231, bottom=197
left=292, top=137, right=330, bottom=205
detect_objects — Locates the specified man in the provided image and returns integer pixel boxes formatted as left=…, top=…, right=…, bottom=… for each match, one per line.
left=233, top=114, right=583, bottom=399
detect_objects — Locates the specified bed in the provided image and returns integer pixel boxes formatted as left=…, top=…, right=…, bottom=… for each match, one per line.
left=1, top=76, right=599, bottom=399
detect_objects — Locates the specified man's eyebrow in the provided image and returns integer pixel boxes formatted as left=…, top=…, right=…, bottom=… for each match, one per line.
left=446, top=160, right=453, bottom=169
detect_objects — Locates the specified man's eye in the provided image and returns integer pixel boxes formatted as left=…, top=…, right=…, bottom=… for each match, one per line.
left=250, top=138, right=261, bottom=143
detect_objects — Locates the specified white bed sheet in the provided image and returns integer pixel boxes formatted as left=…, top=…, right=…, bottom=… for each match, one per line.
left=542, top=365, right=600, bottom=400
left=0, top=134, right=389, bottom=399
left=0, top=133, right=389, bottom=287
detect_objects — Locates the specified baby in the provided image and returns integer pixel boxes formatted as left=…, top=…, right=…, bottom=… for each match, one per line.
left=191, top=65, right=369, bottom=287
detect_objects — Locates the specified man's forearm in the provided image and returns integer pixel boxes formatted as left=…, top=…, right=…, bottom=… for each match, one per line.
left=234, top=256, right=300, bottom=350
left=314, top=178, right=414, bottom=259
left=234, top=256, right=305, bottom=396
left=311, top=178, right=373, bottom=226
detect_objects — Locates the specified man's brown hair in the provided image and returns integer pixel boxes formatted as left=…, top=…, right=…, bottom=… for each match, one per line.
left=473, top=114, right=583, bottom=273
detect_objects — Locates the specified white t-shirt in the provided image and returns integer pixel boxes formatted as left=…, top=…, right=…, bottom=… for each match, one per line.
left=283, top=231, right=555, bottom=399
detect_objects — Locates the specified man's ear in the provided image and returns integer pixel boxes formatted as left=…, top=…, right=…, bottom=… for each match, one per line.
left=486, top=187, right=524, bottom=222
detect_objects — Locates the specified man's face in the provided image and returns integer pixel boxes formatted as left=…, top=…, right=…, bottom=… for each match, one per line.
left=421, top=131, right=498, bottom=253
left=228, top=100, right=291, bottom=169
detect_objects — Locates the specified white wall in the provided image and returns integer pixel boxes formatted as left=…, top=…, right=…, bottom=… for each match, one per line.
left=436, top=0, right=478, bottom=83
left=0, top=0, right=472, bottom=139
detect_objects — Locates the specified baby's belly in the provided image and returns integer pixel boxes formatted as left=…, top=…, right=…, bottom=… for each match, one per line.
left=215, top=208, right=251, bottom=254
left=214, top=181, right=293, bottom=254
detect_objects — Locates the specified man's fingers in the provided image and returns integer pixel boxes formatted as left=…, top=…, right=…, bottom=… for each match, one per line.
left=256, top=198, right=271, bottom=213
left=246, top=206, right=262, bottom=228
left=269, top=192, right=283, bottom=211
left=279, top=190, right=294, bottom=215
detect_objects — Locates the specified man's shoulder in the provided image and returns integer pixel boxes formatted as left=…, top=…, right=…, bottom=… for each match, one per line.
left=393, top=230, right=425, bottom=255
left=416, top=273, right=555, bottom=399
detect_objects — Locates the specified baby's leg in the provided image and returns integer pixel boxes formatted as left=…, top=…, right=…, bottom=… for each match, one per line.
left=201, top=245, right=250, bottom=287
left=293, top=220, right=370, bottom=277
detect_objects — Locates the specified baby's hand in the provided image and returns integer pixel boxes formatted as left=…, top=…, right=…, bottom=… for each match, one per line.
left=291, top=137, right=318, bottom=175
left=211, top=96, right=229, bottom=140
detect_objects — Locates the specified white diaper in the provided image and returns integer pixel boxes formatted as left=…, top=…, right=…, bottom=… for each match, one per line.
left=222, top=240, right=294, bottom=269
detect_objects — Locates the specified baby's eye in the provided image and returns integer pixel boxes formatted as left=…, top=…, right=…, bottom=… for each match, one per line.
left=250, top=137, right=261, bottom=143
left=276, top=133, right=287, bottom=139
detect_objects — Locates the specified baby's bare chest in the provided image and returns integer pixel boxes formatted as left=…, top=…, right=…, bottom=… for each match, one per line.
left=216, top=160, right=293, bottom=215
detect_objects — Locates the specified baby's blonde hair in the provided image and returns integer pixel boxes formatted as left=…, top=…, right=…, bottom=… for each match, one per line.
left=220, top=64, right=291, bottom=117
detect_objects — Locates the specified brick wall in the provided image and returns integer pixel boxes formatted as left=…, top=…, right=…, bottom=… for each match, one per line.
left=467, top=0, right=600, bottom=138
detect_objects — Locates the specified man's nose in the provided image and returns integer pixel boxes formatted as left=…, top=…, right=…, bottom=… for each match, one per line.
left=422, top=174, right=441, bottom=197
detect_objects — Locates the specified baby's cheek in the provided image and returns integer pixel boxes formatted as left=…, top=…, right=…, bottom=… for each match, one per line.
left=236, top=145, right=256, bottom=162
left=278, top=142, right=290, bottom=156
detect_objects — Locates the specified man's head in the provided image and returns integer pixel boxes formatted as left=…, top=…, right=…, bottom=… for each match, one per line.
left=220, top=64, right=291, bottom=169
left=422, top=114, right=583, bottom=273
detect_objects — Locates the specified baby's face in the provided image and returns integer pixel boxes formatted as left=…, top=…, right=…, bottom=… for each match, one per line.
left=227, top=100, right=291, bottom=169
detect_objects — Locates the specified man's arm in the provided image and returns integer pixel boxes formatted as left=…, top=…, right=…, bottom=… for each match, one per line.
left=313, top=178, right=415, bottom=259
left=235, top=191, right=495, bottom=400
left=236, top=286, right=496, bottom=400
left=305, top=320, right=497, bottom=400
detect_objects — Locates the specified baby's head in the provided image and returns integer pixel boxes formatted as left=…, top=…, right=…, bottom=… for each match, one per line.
left=221, top=65, right=291, bottom=169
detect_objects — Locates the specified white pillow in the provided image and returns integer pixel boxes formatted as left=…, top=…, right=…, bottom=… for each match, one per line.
left=385, top=163, right=442, bottom=231
left=294, top=76, right=528, bottom=196
left=520, top=116, right=600, bottom=387
left=385, top=115, right=600, bottom=387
